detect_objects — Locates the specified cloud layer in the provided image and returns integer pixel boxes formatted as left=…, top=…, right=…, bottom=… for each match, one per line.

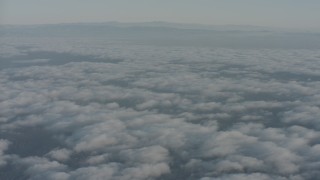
left=1, top=36, right=320, bottom=180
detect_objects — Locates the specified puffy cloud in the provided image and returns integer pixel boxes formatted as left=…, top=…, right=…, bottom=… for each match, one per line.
left=46, top=148, right=72, bottom=162
left=122, top=163, right=170, bottom=180
left=200, top=173, right=289, bottom=180
left=85, top=154, right=109, bottom=165
left=119, top=146, right=169, bottom=164
left=69, top=164, right=118, bottom=180
left=16, top=157, right=69, bottom=180
left=0, top=139, right=10, bottom=167
left=283, top=106, right=320, bottom=129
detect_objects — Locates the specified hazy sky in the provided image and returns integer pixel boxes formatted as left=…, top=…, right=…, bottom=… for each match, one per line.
left=1, top=0, right=320, bottom=29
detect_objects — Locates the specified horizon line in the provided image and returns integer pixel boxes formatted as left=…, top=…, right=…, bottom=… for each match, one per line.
left=1, top=21, right=319, bottom=33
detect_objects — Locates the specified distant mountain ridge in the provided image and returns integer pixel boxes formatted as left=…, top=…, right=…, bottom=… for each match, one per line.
left=0, top=21, right=305, bottom=33
left=1, top=21, right=320, bottom=49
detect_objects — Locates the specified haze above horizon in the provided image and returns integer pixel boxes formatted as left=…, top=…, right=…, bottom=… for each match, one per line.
left=1, top=0, right=320, bottom=31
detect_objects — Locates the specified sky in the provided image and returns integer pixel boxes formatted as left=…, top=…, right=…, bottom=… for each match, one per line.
left=1, top=0, right=320, bottom=29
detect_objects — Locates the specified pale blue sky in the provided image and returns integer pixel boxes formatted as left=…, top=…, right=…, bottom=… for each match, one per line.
left=1, top=0, right=320, bottom=29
